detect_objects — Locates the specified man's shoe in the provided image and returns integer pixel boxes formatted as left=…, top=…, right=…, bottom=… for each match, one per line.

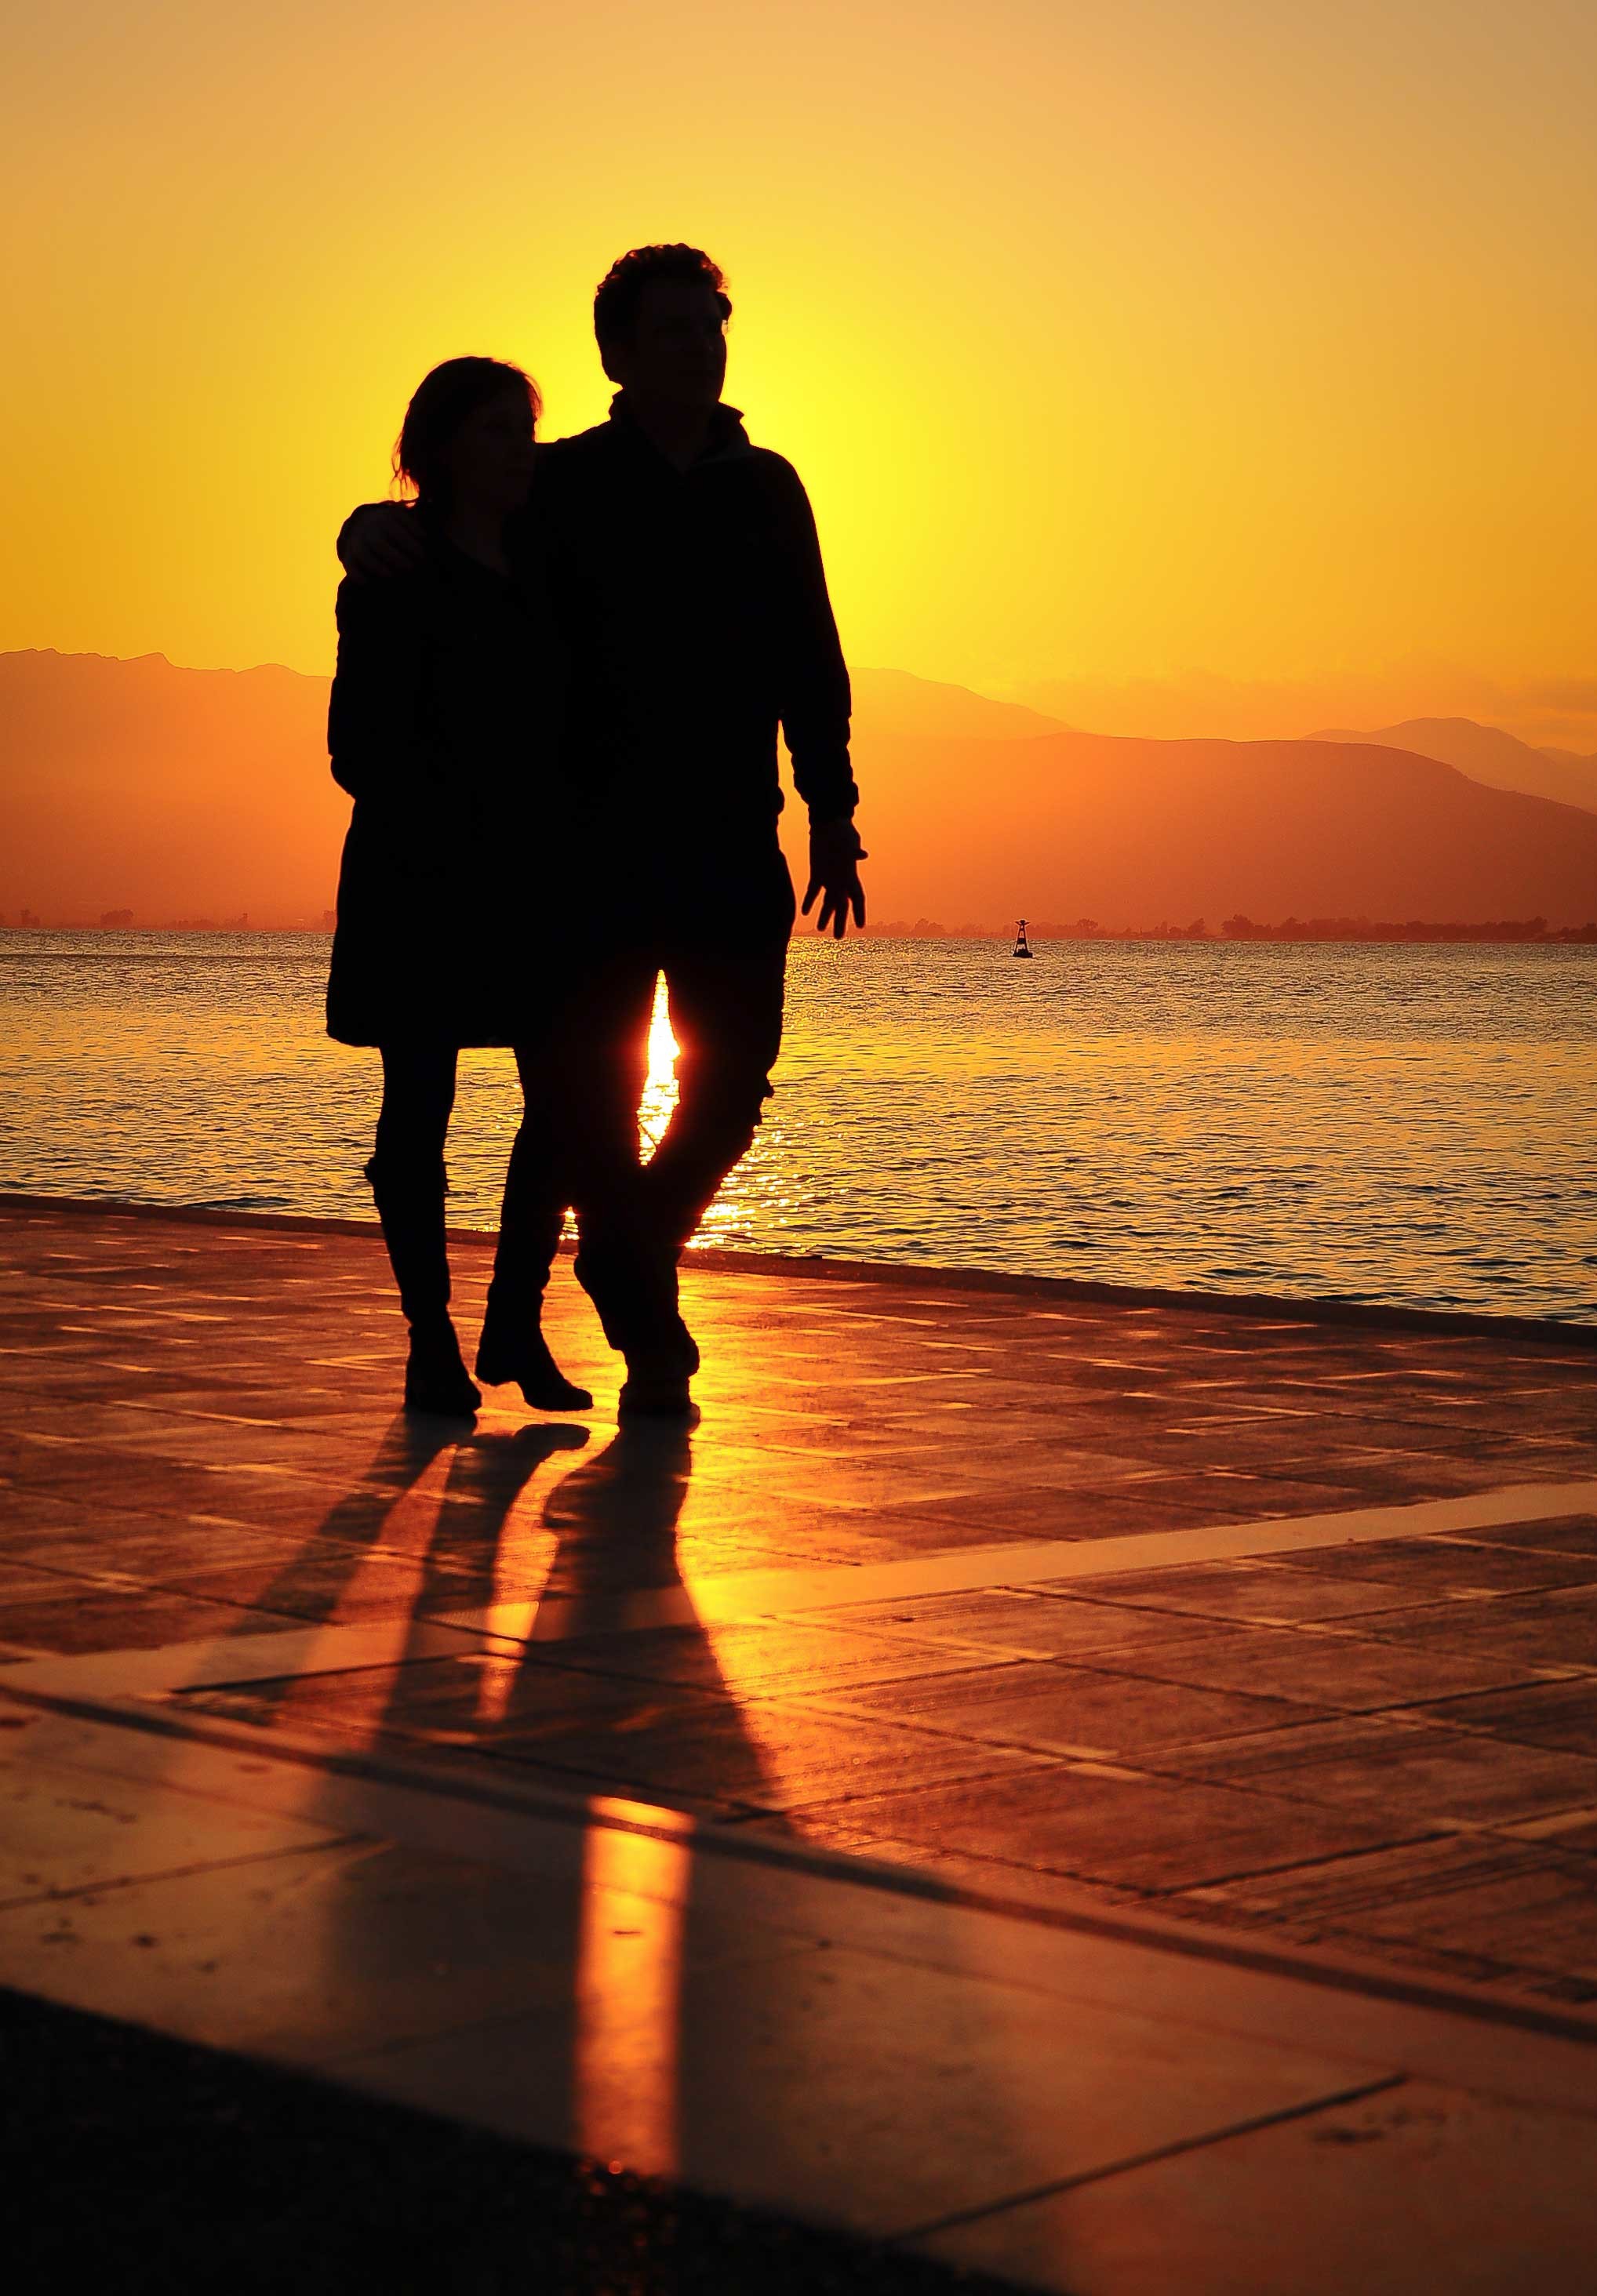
left=404, top=1323, right=481, bottom=1418
left=475, top=1325, right=592, bottom=1413
left=618, top=1365, right=697, bottom=1421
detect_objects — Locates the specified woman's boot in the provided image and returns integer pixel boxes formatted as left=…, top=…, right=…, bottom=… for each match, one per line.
left=476, top=1122, right=591, bottom=1411
left=365, top=1153, right=480, bottom=1417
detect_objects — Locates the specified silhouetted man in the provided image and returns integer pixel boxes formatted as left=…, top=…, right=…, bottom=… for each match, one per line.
left=341, top=245, right=864, bottom=1414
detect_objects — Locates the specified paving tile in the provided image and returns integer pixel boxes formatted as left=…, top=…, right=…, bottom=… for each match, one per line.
left=1276, top=1535, right=1597, bottom=1596
left=2, top=1444, right=238, bottom=1515
left=22, top=1519, right=326, bottom=1584
left=154, top=1471, right=426, bottom=1536
left=1111, top=1473, right=1399, bottom=1520
left=1359, top=1586, right=1597, bottom=1669
left=164, top=1552, right=494, bottom=1626
left=184, top=1652, right=705, bottom=1739
left=869, top=1488, right=1224, bottom=1542
left=802, top=1658, right=1307, bottom=1757
left=821, top=1587, right=1243, bottom=1662
left=802, top=1511, right=1053, bottom=1557
left=1086, top=1619, right=1550, bottom=1712
left=0, top=1557, right=109, bottom=1600
left=1161, top=1713, right=1597, bottom=1826
left=795, top=1762, right=1417, bottom=1891
left=937, top=1446, right=1174, bottom=1488
left=184, top=1653, right=1045, bottom=1811
left=920, top=2081, right=1597, bottom=2295
left=0, top=1584, right=300, bottom=1654
left=715, top=1426, right=945, bottom=1464
left=1200, top=1828, right=1551, bottom=1921
left=711, top=1466, right=1002, bottom=1514
left=1455, top=1512, right=1597, bottom=1557
left=1239, top=1840, right=1597, bottom=1991
left=0, top=1758, right=341, bottom=1907
left=331, top=1933, right=1378, bottom=2239
left=1510, top=1809, right=1597, bottom=1854
left=511, top=1618, right=1005, bottom=1701
left=491, top=1698, right=1050, bottom=1813
left=1052, top=1559, right=1449, bottom=1625
left=0, top=1834, right=795, bottom=2064
left=1413, top=1677, right=1597, bottom=1757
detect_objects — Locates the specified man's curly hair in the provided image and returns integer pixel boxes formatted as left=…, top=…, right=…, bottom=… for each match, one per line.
left=594, top=245, right=731, bottom=354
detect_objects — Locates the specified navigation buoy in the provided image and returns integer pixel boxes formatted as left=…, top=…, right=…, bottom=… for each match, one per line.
left=1013, top=917, right=1034, bottom=958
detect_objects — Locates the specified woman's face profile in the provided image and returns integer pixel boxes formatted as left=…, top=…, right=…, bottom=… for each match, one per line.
left=442, top=387, right=537, bottom=514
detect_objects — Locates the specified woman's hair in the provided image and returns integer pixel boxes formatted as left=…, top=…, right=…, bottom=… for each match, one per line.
left=391, top=357, right=540, bottom=505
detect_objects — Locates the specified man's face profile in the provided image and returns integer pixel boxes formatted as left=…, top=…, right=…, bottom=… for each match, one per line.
left=611, top=278, right=728, bottom=409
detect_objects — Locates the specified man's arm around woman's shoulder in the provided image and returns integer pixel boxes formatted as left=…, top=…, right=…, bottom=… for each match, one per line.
left=336, top=500, right=427, bottom=581
left=328, top=572, right=431, bottom=800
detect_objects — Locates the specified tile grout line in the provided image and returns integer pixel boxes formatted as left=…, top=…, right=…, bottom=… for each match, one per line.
left=893, top=2072, right=1410, bottom=2247
left=0, top=1835, right=372, bottom=1920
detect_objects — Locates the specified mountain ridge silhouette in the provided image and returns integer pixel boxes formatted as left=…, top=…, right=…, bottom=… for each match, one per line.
left=3, top=649, right=1594, bottom=928
left=1314, top=716, right=1597, bottom=816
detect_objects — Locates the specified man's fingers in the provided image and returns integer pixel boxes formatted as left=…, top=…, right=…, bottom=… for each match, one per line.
left=806, top=871, right=867, bottom=936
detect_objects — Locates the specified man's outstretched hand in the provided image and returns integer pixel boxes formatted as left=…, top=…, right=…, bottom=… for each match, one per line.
left=337, top=501, right=427, bottom=580
left=802, top=818, right=868, bottom=939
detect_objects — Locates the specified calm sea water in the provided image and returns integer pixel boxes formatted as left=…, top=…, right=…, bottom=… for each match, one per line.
left=2, top=931, right=1593, bottom=1322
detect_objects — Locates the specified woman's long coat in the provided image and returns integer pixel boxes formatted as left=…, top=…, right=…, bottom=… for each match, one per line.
left=325, top=543, right=563, bottom=1048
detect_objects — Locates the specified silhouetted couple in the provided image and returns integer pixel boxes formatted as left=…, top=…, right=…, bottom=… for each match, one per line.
left=327, top=244, right=865, bottom=1422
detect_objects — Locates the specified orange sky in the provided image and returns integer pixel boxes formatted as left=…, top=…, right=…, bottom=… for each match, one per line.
left=5, top=0, right=1595, bottom=743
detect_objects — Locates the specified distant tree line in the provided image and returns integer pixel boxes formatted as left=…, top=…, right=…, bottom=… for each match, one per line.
left=867, top=915, right=1597, bottom=943
left=5, top=910, right=1592, bottom=944
left=1214, top=914, right=1597, bottom=943
left=0, top=910, right=338, bottom=932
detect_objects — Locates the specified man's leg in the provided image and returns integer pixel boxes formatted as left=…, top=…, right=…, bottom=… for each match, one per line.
left=475, top=1038, right=594, bottom=1412
left=547, top=953, right=695, bottom=1371
left=641, top=934, right=789, bottom=1255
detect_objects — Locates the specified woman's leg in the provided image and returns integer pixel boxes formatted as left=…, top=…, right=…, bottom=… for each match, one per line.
left=369, top=1044, right=479, bottom=1415
left=476, top=1041, right=592, bottom=1411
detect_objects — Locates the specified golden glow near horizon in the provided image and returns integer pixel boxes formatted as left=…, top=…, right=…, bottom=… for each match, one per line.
left=5, top=1, right=1595, bottom=739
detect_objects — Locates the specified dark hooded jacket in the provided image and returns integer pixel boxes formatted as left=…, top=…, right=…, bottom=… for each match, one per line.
left=524, top=397, right=857, bottom=941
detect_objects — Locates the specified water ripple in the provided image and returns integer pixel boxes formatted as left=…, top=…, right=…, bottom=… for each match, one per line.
left=2, top=930, right=1593, bottom=1322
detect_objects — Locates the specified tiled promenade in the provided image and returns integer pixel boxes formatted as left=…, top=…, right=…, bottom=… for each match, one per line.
left=4, top=1196, right=1597, bottom=2290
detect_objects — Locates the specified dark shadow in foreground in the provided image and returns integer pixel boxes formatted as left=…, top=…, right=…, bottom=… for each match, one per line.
left=3, top=1984, right=1024, bottom=2296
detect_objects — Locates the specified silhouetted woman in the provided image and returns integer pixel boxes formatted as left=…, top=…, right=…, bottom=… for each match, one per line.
left=326, top=357, right=589, bottom=1418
